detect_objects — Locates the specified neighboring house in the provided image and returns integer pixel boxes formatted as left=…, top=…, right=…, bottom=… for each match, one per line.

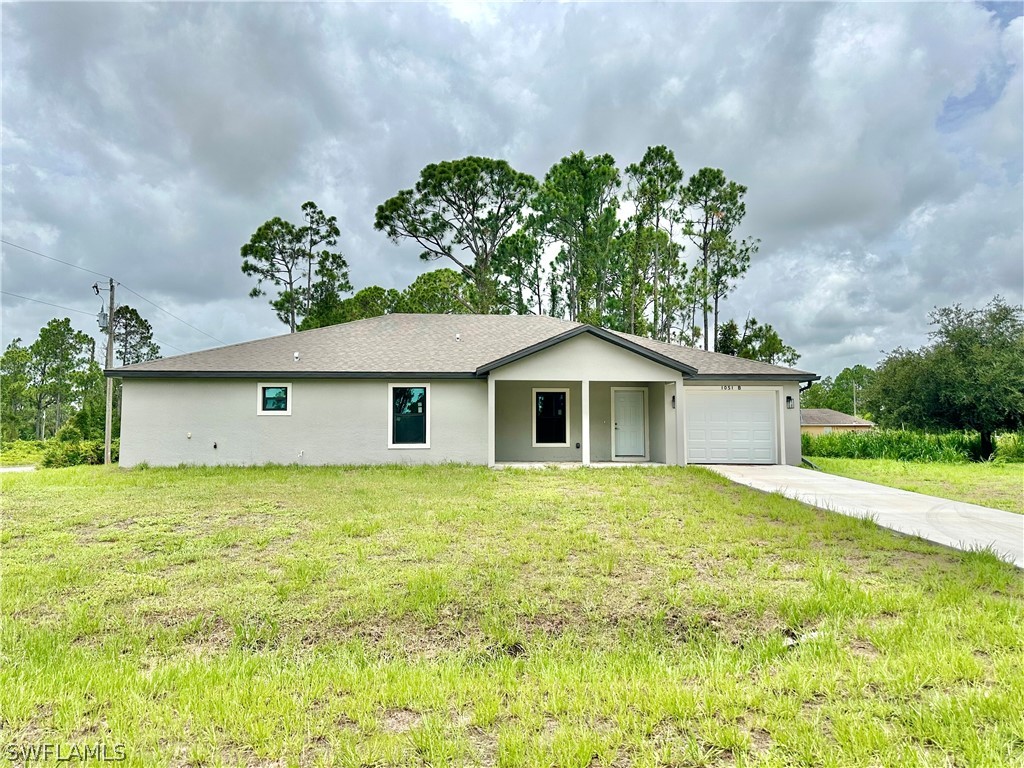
left=109, top=314, right=818, bottom=468
left=800, top=408, right=875, bottom=435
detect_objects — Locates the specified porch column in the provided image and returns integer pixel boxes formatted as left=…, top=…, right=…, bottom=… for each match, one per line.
left=581, top=379, right=591, bottom=466
left=487, top=376, right=496, bottom=467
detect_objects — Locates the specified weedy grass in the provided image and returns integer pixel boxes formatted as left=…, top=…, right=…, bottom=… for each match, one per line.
left=2, top=464, right=1023, bottom=766
left=814, top=457, right=1024, bottom=515
left=801, top=430, right=986, bottom=463
left=993, top=432, right=1024, bottom=464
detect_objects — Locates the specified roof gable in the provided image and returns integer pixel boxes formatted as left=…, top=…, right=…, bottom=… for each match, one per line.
left=476, top=325, right=698, bottom=376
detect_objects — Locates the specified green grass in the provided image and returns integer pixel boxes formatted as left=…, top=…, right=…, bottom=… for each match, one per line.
left=0, top=439, right=46, bottom=467
left=814, top=458, right=1024, bottom=515
left=3, top=465, right=1023, bottom=766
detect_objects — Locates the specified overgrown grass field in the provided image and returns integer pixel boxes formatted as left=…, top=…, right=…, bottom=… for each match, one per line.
left=3, top=465, right=1023, bottom=766
left=801, top=429, right=1024, bottom=463
left=813, top=458, right=1024, bottom=515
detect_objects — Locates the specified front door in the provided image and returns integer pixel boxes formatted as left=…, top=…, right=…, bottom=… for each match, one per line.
left=613, top=388, right=646, bottom=459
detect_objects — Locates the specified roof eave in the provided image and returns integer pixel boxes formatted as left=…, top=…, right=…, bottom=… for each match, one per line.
left=109, top=369, right=482, bottom=380
left=690, top=372, right=821, bottom=382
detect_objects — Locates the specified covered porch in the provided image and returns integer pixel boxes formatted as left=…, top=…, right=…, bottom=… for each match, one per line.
left=480, top=327, right=693, bottom=468
left=486, top=379, right=680, bottom=466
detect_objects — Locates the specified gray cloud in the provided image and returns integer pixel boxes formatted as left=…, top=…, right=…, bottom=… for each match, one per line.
left=2, top=2, right=1020, bottom=376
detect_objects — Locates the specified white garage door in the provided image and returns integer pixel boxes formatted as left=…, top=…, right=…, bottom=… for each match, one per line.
left=685, top=389, right=778, bottom=464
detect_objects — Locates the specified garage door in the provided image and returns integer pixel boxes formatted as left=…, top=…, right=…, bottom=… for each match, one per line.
left=685, top=389, right=778, bottom=464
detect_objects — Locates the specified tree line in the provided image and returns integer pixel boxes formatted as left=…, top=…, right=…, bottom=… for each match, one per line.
left=802, top=297, right=1023, bottom=459
left=241, top=147, right=795, bottom=362
left=1, top=307, right=160, bottom=441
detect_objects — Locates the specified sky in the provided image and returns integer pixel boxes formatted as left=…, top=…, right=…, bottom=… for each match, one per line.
left=2, top=1, right=1022, bottom=377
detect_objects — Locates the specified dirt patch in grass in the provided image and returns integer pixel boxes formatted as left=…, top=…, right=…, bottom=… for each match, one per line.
left=380, top=708, right=422, bottom=734
left=850, top=637, right=881, bottom=658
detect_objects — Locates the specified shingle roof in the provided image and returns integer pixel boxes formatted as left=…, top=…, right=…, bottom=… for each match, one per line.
left=110, top=314, right=817, bottom=380
left=801, top=408, right=874, bottom=427
left=607, top=328, right=816, bottom=379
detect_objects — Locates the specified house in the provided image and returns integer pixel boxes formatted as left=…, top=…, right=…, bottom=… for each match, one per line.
left=109, top=314, right=819, bottom=468
left=800, top=408, right=874, bottom=435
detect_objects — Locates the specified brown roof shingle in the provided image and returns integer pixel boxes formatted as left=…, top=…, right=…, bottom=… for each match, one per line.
left=801, top=408, right=874, bottom=427
left=111, top=314, right=817, bottom=380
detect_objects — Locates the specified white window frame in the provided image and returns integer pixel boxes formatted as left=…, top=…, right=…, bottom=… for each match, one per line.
left=388, top=383, right=431, bottom=449
left=532, top=387, right=571, bottom=448
left=610, top=386, right=650, bottom=461
left=257, top=382, right=292, bottom=416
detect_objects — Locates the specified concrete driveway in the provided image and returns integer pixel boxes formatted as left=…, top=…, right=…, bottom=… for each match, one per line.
left=708, top=464, right=1024, bottom=568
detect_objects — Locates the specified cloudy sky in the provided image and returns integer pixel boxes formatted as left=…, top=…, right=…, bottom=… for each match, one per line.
left=2, top=1, right=1021, bottom=376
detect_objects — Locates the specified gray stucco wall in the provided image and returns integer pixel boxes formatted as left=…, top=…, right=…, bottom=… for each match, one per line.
left=494, top=380, right=583, bottom=462
left=119, top=378, right=488, bottom=467
left=649, top=382, right=667, bottom=464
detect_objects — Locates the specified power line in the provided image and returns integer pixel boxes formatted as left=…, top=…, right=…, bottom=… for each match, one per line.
left=118, top=284, right=227, bottom=346
left=1, top=290, right=188, bottom=355
left=152, top=338, right=187, bottom=355
left=2, top=238, right=227, bottom=346
left=1, top=239, right=111, bottom=279
left=1, top=290, right=98, bottom=318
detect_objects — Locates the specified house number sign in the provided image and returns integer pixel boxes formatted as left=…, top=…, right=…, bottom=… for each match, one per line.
left=720, top=385, right=743, bottom=390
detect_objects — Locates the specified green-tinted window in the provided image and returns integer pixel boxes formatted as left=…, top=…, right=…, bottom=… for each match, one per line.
left=392, top=386, right=427, bottom=445
left=262, top=386, right=288, bottom=412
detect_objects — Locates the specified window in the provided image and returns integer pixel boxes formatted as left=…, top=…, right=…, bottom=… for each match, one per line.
left=532, top=388, right=570, bottom=447
left=257, top=383, right=291, bottom=415
left=389, top=384, right=430, bottom=448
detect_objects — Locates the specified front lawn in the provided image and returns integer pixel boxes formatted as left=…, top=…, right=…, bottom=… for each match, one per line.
left=813, top=457, right=1024, bottom=515
left=2, top=465, right=1022, bottom=766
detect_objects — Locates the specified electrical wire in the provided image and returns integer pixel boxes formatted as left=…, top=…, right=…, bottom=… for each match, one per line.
left=1, top=290, right=97, bottom=318
left=1, top=290, right=187, bottom=354
left=118, top=284, right=227, bottom=345
left=1, top=239, right=112, bottom=279
left=2, top=238, right=227, bottom=346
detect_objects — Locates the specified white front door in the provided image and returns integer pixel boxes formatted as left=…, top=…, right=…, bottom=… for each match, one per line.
left=613, top=388, right=647, bottom=459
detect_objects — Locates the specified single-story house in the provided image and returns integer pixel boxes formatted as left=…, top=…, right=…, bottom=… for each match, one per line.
left=109, top=314, right=819, bottom=468
left=800, top=408, right=874, bottom=435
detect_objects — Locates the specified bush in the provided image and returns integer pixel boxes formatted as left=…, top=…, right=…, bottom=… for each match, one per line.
left=993, top=432, right=1024, bottom=463
left=801, top=429, right=980, bottom=462
left=41, top=439, right=119, bottom=468
left=55, top=422, right=84, bottom=442
left=0, top=440, right=47, bottom=467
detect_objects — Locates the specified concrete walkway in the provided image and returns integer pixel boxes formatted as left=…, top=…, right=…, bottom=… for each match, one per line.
left=0, top=465, right=36, bottom=473
left=708, top=464, right=1024, bottom=568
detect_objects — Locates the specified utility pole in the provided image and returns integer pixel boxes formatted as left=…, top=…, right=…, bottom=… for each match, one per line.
left=95, top=279, right=116, bottom=465
left=104, top=278, right=115, bottom=465
left=852, top=382, right=859, bottom=418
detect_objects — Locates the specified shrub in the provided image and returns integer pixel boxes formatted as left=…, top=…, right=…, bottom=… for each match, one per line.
left=41, top=439, right=120, bottom=468
left=801, top=429, right=980, bottom=463
left=993, top=432, right=1024, bottom=464
left=0, top=440, right=48, bottom=467
left=55, top=422, right=84, bottom=442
